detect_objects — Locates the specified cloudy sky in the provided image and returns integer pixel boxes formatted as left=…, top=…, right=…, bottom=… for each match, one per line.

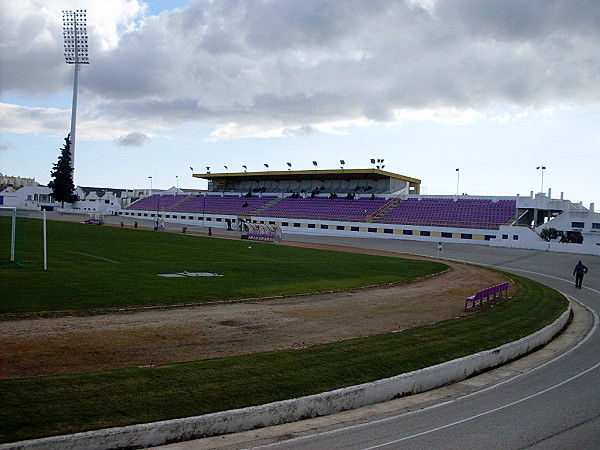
left=1, top=0, right=599, bottom=206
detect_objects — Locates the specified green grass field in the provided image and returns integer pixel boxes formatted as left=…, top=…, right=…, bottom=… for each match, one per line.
left=0, top=218, right=446, bottom=314
left=0, top=217, right=569, bottom=444
left=0, top=274, right=567, bottom=443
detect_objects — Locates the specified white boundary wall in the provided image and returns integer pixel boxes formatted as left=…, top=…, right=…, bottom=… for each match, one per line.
left=121, top=208, right=600, bottom=256
left=2, top=304, right=571, bottom=450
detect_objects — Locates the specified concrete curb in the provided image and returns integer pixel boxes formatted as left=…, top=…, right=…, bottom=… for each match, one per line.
left=3, top=305, right=571, bottom=450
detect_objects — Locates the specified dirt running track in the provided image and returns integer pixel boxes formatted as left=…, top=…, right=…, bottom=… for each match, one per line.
left=0, top=243, right=509, bottom=378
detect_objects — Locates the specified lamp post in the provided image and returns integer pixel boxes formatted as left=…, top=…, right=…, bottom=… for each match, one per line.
left=455, top=168, right=460, bottom=196
left=287, top=162, right=292, bottom=171
left=62, top=9, right=89, bottom=181
left=148, top=176, right=152, bottom=195
left=536, top=166, right=546, bottom=193
left=242, top=165, right=247, bottom=172
left=340, top=160, right=345, bottom=170
left=176, top=175, right=179, bottom=190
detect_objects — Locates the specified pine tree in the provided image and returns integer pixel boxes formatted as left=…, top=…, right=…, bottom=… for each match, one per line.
left=48, top=134, right=78, bottom=206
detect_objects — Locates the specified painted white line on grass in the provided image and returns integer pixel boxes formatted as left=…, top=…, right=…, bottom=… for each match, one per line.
left=72, top=252, right=121, bottom=263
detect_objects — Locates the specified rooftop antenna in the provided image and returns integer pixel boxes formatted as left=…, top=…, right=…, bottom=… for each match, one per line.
left=62, top=9, right=89, bottom=183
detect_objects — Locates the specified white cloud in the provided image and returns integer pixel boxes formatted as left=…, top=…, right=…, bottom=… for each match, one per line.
left=2, top=0, right=600, bottom=140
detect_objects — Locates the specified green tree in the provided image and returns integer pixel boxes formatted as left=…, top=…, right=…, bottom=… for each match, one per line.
left=48, top=134, right=78, bottom=206
left=539, top=227, right=558, bottom=242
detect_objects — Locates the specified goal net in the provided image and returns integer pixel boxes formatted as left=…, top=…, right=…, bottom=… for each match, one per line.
left=0, top=207, right=28, bottom=267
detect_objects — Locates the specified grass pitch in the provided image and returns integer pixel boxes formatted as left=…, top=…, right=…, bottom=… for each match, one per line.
left=0, top=274, right=567, bottom=443
left=0, top=217, right=569, bottom=444
left=0, top=218, right=446, bottom=315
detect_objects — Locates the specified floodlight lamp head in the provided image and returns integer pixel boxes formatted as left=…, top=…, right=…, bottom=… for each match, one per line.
left=340, top=160, right=345, bottom=165
left=264, top=163, right=269, bottom=168
left=62, top=9, right=90, bottom=65
left=370, top=158, right=375, bottom=164
left=312, top=161, right=317, bottom=166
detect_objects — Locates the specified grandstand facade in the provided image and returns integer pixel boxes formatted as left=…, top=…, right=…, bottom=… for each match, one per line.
left=121, top=169, right=600, bottom=255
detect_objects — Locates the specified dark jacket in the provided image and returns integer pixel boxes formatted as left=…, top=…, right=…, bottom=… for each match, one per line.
left=573, top=262, right=588, bottom=276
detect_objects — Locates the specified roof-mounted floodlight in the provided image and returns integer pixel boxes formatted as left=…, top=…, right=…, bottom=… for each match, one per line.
left=242, top=165, right=247, bottom=172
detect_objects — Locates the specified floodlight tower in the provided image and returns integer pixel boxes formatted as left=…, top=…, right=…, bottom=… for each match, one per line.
left=62, top=9, right=89, bottom=180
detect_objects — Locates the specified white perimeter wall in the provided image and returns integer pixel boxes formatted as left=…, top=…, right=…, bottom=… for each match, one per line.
left=121, top=210, right=600, bottom=256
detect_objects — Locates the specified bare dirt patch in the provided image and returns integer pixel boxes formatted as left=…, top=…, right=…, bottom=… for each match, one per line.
left=0, top=244, right=509, bottom=378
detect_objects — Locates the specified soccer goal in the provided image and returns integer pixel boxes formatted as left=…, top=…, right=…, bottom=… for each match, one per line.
left=0, top=207, right=27, bottom=267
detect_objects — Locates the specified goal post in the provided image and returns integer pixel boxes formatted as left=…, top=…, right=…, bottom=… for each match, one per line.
left=0, top=207, right=27, bottom=267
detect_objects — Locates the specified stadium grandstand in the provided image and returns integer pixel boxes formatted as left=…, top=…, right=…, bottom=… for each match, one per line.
left=118, top=167, right=598, bottom=255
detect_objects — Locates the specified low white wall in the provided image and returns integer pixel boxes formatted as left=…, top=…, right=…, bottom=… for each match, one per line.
left=120, top=209, right=600, bottom=255
left=3, top=305, right=570, bottom=450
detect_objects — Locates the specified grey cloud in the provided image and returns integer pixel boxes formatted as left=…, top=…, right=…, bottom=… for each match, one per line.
left=4, top=0, right=600, bottom=137
left=282, top=125, right=317, bottom=137
left=116, top=132, right=149, bottom=147
left=0, top=142, right=13, bottom=150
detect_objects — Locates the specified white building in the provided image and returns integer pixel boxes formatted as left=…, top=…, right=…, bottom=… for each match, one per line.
left=0, top=185, right=155, bottom=215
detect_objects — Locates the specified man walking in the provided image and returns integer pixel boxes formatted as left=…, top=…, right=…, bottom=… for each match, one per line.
left=573, top=260, right=588, bottom=289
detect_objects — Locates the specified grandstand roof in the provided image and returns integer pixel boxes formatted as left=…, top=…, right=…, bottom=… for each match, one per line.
left=192, top=168, right=421, bottom=185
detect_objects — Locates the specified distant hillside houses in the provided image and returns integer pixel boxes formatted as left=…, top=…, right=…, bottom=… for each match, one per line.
left=0, top=173, right=37, bottom=189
